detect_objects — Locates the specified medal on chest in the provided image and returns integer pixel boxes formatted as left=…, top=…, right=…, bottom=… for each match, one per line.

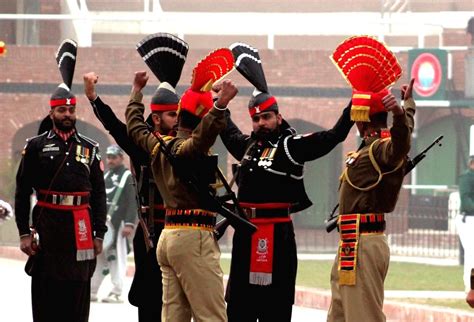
left=258, top=147, right=277, bottom=168
left=75, top=145, right=90, bottom=164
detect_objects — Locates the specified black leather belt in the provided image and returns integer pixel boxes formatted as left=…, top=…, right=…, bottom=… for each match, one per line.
left=359, top=221, right=386, bottom=233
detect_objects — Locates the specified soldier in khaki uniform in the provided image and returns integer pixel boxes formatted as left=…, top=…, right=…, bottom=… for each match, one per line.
left=327, top=79, right=415, bottom=322
left=126, top=59, right=236, bottom=321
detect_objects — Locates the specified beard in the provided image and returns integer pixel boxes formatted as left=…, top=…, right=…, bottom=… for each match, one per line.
left=159, top=123, right=178, bottom=136
left=255, top=127, right=279, bottom=142
left=53, top=116, right=76, bottom=131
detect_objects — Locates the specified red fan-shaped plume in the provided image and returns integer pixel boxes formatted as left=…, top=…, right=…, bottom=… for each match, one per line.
left=0, top=41, right=6, bottom=56
left=331, top=35, right=402, bottom=93
left=191, top=48, right=234, bottom=92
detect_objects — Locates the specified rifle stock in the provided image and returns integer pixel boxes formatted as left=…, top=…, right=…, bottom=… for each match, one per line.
left=138, top=215, right=154, bottom=252
left=324, top=135, right=443, bottom=233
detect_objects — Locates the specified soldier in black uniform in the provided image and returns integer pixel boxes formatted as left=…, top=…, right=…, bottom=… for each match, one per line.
left=14, top=39, right=107, bottom=322
left=83, top=33, right=188, bottom=321
left=221, top=43, right=354, bottom=321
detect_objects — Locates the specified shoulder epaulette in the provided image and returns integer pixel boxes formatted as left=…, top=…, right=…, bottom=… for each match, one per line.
left=26, top=131, right=48, bottom=143
left=77, top=133, right=99, bottom=147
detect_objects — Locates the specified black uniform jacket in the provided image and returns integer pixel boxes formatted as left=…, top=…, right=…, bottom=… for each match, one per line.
left=15, top=129, right=107, bottom=280
left=220, top=103, right=354, bottom=211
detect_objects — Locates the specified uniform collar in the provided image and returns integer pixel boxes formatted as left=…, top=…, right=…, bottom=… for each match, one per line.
left=47, top=128, right=80, bottom=143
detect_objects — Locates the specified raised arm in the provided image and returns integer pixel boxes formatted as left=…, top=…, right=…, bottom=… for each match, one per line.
left=126, top=71, right=161, bottom=155
left=84, top=72, right=148, bottom=161
left=220, top=109, right=251, bottom=161
left=175, top=80, right=238, bottom=158
left=374, top=79, right=416, bottom=167
left=285, top=101, right=354, bottom=163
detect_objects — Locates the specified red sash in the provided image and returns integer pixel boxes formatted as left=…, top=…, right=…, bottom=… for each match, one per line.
left=72, top=208, right=95, bottom=261
left=249, top=217, right=292, bottom=286
left=36, top=201, right=95, bottom=261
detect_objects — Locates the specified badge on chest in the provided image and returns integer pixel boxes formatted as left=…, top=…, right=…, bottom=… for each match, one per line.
left=75, top=145, right=90, bottom=164
left=42, top=143, right=60, bottom=153
left=345, top=151, right=360, bottom=166
left=258, top=147, right=277, bottom=168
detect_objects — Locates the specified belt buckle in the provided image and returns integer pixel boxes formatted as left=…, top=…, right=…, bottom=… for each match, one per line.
left=60, top=195, right=74, bottom=206
left=249, top=208, right=256, bottom=219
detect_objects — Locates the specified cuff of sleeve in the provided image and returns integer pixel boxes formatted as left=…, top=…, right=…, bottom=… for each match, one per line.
left=89, top=95, right=100, bottom=104
left=19, top=234, right=30, bottom=239
left=403, top=97, right=416, bottom=109
left=130, top=90, right=144, bottom=103
left=124, top=222, right=135, bottom=227
left=94, top=237, right=104, bottom=241
left=19, top=227, right=30, bottom=237
left=213, top=102, right=228, bottom=111
left=95, top=232, right=105, bottom=239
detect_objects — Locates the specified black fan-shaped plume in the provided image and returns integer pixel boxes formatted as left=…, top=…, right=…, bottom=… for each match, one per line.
left=55, top=39, right=77, bottom=90
left=136, top=33, right=189, bottom=88
left=229, top=42, right=268, bottom=93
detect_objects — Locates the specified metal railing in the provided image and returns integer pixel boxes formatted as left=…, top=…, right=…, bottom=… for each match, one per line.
left=219, top=192, right=461, bottom=260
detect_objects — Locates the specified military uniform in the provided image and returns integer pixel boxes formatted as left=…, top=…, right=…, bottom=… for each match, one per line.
left=91, top=147, right=137, bottom=301
left=15, top=129, right=107, bottom=322
left=221, top=104, right=353, bottom=321
left=89, top=95, right=165, bottom=318
left=327, top=98, right=415, bottom=322
left=15, top=39, right=107, bottom=322
left=456, top=164, right=474, bottom=292
left=127, top=90, right=228, bottom=322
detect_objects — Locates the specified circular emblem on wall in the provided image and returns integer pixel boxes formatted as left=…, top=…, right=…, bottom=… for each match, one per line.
left=410, top=53, right=442, bottom=97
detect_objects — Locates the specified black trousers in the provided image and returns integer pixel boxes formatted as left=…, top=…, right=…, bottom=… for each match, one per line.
left=227, top=289, right=293, bottom=322
left=226, top=221, right=297, bottom=322
left=129, top=224, right=163, bottom=322
left=138, top=306, right=163, bottom=322
left=32, top=275, right=90, bottom=322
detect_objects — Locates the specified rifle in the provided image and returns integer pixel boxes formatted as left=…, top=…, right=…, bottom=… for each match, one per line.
left=151, top=132, right=257, bottom=236
left=213, top=165, right=249, bottom=240
left=325, top=135, right=444, bottom=233
left=133, top=174, right=154, bottom=252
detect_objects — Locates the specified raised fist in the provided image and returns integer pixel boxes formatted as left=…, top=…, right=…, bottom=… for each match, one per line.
left=214, top=80, right=238, bottom=108
left=83, top=72, right=99, bottom=101
left=401, top=78, right=415, bottom=101
left=133, top=71, right=149, bottom=93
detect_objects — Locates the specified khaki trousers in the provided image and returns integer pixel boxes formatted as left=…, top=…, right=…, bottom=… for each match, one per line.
left=157, top=228, right=227, bottom=322
left=327, top=234, right=390, bottom=322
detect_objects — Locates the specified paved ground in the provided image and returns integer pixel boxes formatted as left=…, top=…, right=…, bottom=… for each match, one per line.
left=0, top=258, right=327, bottom=321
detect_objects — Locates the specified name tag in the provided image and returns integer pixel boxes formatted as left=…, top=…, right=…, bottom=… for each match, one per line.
left=42, top=147, right=60, bottom=152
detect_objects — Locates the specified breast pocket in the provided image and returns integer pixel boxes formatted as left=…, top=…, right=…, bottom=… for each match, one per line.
left=39, top=150, right=62, bottom=173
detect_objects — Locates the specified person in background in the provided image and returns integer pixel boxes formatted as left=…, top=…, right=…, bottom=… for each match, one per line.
left=90, top=145, right=137, bottom=303
left=457, top=156, right=474, bottom=294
